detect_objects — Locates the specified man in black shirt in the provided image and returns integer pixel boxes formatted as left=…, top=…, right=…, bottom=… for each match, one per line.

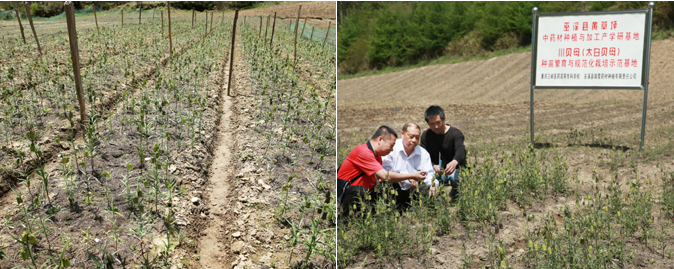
left=420, top=105, right=466, bottom=201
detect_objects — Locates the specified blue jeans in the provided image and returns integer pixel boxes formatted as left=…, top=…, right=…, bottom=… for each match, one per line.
left=437, top=167, right=460, bottom=199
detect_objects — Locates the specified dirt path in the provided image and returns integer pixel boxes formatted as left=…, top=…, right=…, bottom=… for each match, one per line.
left=197, top=97, right=233, bottom=268
left=197, top=28, right=241, bottom=269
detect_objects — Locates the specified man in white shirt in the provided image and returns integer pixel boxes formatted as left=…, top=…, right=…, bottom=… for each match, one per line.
left=382, top=122, right=437, bottom=211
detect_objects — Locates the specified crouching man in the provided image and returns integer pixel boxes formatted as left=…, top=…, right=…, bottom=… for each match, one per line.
left=338, top=125, right=426, bottom=218
left=420, top=105, right=467, bottom=201
left=382, top=122, right=437, bottom=211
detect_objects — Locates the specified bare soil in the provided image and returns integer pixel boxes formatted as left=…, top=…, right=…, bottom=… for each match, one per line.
left=190, top=3, right=337, bottom=269
left=0, top=15, right=233, bottom=269
left=337, top=38, right=674, bottom=109
left=337, top=37, right=674, bottom=268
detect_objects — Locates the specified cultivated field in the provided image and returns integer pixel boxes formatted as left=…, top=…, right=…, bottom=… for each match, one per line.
left=0, top=2, right=336, bottom=268
left=337, top=38, right=674, bottom=268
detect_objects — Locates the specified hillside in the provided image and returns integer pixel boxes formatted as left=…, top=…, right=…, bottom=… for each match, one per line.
left=338, top=37, right=674, bottom=109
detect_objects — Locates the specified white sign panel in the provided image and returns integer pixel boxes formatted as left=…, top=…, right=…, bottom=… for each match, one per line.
left=535, top=13, right=646, bottom=87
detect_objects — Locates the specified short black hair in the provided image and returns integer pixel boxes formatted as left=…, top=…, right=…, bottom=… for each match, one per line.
left=371, top=125, right=398, bottom=140
left=402, top=122, right=419, bottom=132
left=424, top=105, right=445, bottom=123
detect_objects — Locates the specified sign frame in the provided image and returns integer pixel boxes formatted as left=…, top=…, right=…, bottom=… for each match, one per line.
left=529, top=3, right=654, bottom=151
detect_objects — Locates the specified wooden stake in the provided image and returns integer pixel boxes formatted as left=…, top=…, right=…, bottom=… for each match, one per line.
left=191, top=9, right=194, bottom=28
left=294, top=5, right=302, bottom=63
left=300, top=17, right=307, bottom=39
left=322, top=21, right=331, bottom=48
left=244, top=15, right=246, bottom=25
left=168, top=2, right=172, bottom=55
left=310, top=25, right=314, bottom=40
left=221, top=10, right=224, bottom=24
left=210, top=12, right=213, bottom=32
left=259, top=16, right=262, bottom=35
left=93, top=4, right=99, bottom=32
left=227, top=10, right=239, bottom=97
left=161, top=10, right=164, bottom=36
left=204, top=11, right=208, bottom=38
left=121, top=9, right=124, bottom=28
left=15, top=9, right=26, bottom=44
left=24, top=2, right=41, bottom=55
left=64, top=1, right=86, bottom=125
left=139, top=7, right=142, bottom=24
left=270, top=12, right=276, bottom=47
left=264, top=15, right=269, bottom=43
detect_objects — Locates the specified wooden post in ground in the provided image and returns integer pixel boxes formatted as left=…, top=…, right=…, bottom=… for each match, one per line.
left=210, top=12, right=213, bottom=32
left=191, top=9, right=194, bottom=28
left=161, top=11, right=164, bottom=36
left=139, top=7, right=142, bottom=24
left=264, top=15, right=269, bottom=43
left=310, top=25, right=314, bottom=40
left=168, top=2, right=172, bottom=55
left=227, top=10, right=239, bottom=97
left=121, top=9, right=124, bottom=27
left=244, top=15, right=246, bottom=25
left=93, top=4, right=99, bottom=32
left=204, top=11, right=208, bottom=38
left=221, top=10, right=224, bottom=24
left=322, top=21, right=331, bottom=48
left=300, top=17, right=307, bottom=39
left=24, top=2, right=41, bottom=55
left=258, top=16, right=262, bottom=35
left=64, top=1, right=86, bottom=125
left=294, top=5, right=302, bottom=63
left=15, top=9, right=26, bottom=44
left=270, top=12, right=276, bottom=47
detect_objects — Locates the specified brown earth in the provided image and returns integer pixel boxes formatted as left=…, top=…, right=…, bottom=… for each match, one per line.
left=0, top=15, right=233, bottom=269
left=192, top=3, right=337, bottom=269
left=337, top=37, right=674, bottom=268
left=338, top=38, right=674, bottom=109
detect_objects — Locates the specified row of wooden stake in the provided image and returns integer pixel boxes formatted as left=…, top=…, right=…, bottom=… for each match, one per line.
left=240, top=4, right=332, bottom=65
left=60, top=1, right=237, bottom=126
left=14, top=2, right=42, bottom=54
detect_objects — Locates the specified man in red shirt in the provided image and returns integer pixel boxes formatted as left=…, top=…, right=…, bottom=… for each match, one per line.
left=338, top=125, right=426, bottom=218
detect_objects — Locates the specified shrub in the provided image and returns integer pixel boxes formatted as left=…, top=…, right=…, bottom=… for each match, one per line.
left=445, top=30, right=487, bottom=58
left=30, top=2, right=64, bottom=18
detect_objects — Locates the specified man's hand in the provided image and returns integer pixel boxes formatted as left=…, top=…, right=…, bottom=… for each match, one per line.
left=445, top=160, right=459, bottom=175
left=412, top=170, right=426, bottom=181
left=410, top=180, right=418, bottom=190
left=429, top=186, right=437, bottom=196
left=433, top=164, right=442, bottom=174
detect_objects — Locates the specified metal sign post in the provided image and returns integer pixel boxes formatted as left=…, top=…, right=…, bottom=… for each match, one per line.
left=530, top=3, right=654, bottom=151
left=530, top=7, right=538, bottom=149
left=640, top=2, right=654, bottom=152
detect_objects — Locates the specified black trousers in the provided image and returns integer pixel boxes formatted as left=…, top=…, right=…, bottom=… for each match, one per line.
left=340, top=183, right=418, bottom=220
left=387, top=182, right=418, bottom=212
left=340, top=185, right=377, bottom=219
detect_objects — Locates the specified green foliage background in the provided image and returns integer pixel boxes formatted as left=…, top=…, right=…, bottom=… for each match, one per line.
left=337, top=1, right=674, bottom=75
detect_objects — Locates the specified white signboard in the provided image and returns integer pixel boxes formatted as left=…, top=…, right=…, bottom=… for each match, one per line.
left=535, top=13, right=646, bottom=87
